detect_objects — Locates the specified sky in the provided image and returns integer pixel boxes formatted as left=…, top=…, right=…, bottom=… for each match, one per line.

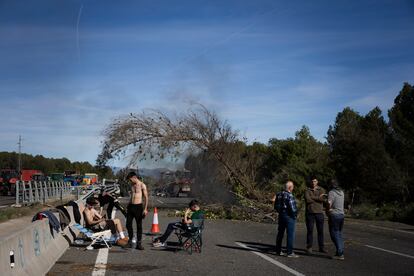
left=0, top=0, right=413, bottom=168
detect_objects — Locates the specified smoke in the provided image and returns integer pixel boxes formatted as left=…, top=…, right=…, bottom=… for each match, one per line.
left=185, top=153, right=235, bottom=205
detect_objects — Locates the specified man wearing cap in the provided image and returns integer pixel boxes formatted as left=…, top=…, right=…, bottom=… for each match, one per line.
left=83, top=197, right=129, bottom=247
left=304, top=176, right=328, bottom=254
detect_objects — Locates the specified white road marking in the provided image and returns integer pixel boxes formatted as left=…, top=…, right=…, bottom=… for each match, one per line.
left=92, top=248, right=109, bottom=276
left=367, top=224, right=414, bottom=235
left=91, top=209, right=117, bottom=276
left=235, top=242, right=305, bottom=276
left=365, top=245, right=414, bottom=259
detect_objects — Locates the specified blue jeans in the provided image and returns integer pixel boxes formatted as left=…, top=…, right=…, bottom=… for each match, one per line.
left=328, top=214, right=344, bottom=256
left=275, top=213, right=296, bottom=254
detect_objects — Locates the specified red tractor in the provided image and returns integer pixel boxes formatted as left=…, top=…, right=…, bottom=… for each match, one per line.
left=0, top=169, right=44, bottom=196
left=0, top=169, right=19, bottom=196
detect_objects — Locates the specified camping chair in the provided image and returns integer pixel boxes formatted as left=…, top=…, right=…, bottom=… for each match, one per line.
left=72, top=223, right=116, bottom=250
left=174, top=219, right=204, bottom=254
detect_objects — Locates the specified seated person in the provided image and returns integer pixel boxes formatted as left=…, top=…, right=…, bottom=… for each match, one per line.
left=83, top=197, right=129, bottom=246
left=153, top=199, right=204, bottom=247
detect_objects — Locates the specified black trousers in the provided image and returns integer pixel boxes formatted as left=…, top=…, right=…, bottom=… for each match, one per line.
left=98, top=194, right=127, bottom=219
left=305, top=212, right=325, bottom=249
left=126, top=204, right=143, bottom=242
left=158, top=222, right=187, bottom=243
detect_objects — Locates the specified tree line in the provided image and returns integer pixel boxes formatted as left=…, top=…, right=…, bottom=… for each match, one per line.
left=0, top=152, right=115, bottom=179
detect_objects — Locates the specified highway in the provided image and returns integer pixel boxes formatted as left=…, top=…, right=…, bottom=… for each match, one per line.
left=0, top=196, right=15, bottom=208
left=47, top=198, right=414, bottom=276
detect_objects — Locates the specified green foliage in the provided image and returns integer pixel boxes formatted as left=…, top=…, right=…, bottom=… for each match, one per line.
left=388, top=83, right=414, bottom=203
left=0, top=151, right=115, bottom=178
left=327, top=107, right=403, bottom=204
left=351, top=203, right=414, bottom=225
left=261, top=126, right=334, bottom=197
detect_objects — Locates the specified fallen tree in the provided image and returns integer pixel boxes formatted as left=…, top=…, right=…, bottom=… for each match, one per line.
left=97, top=104, right=263, bottom=200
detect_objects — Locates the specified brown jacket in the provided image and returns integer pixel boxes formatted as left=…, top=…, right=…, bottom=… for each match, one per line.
left=304, top=186, right=326, bottom=214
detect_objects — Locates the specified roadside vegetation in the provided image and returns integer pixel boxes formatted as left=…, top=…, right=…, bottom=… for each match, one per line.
left=0, top=152, right=115, bottom=179
left=0, top=199, right=69, bottom=223
left=97, top=83, right=412, bottom=225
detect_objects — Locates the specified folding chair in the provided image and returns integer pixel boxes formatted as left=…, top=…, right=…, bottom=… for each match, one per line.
left=72, top=223, right=115, bottom=250
left=175, top=219, right=204, bottom=254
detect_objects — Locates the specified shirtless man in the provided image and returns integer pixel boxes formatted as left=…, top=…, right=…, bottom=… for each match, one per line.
left=126, top=171, right=148, bottom=250
left=83, top=197, right=129, bottom=246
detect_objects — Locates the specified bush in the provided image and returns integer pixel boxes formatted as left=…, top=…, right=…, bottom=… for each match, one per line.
left=350, top=203, right=380, bottom=220
left=394, top=203, right=414, bottom=225
left=351, top=203, right=414, bottom=225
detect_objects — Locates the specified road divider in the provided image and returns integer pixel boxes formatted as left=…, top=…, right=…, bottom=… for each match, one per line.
left=0, top=185, right=105, bottom=276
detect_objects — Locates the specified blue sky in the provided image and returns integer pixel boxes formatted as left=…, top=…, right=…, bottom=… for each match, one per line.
left=0, top=0, right=413, bottom=167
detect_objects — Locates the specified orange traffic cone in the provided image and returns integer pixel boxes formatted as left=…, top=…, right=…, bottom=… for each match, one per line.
left=150, top=207, right=160, bottom=234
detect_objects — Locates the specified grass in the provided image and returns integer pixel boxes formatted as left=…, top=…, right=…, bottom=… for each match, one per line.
left=0, top=198, right=73, bottom=224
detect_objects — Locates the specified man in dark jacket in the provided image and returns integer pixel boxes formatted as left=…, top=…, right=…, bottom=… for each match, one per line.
left=274, top=181, right=299, bottom=258
left=304, top=176, right=327, bottom=254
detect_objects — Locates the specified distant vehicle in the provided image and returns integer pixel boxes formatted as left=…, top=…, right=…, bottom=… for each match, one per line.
left=0, top=169, right=44, bottom=195
left=65, top=175, right=83, bottom=186
left=84, top=173, right=98, bottom=185
left=160, top=169, right=193, bottom=197
left=0, top=169, right=19, bottom=196
left=21, top=170, right=43, bottom=182
left=50, top=173, right=64, bottom=181
left=31, top=173, right=47, bottom=182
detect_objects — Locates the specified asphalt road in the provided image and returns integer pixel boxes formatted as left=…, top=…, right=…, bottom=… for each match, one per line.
left=0, top=196, right=15, bottom=208
left=48, top=202, right=414, bottom=276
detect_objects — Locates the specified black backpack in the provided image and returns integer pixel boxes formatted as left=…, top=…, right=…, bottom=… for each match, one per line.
left=274, top=191, right=286, bottom=213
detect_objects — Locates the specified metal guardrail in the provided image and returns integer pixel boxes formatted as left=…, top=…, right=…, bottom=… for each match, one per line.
left=15, top=181, right=73, bottom=206
left=14, top=180, right=120, bottom=206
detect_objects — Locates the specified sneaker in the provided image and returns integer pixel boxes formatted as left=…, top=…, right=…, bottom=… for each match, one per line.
left=306, top=248, right=313, bottom=254
left=116, top=237, right=129, bottom=247
left=331, top=255, right=345, bottom=260
left=152, top=241, right=166, bottom=248
left=287, top=253, right=299, bottom=258
left=319, top=248, right=328, bottom=254
left=136, top=243, right=144, bottom=250
left=276, top=252, right=286, bottom=256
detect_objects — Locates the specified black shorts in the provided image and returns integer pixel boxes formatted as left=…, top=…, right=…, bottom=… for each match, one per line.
left=90, top=219, right=116, bottom=234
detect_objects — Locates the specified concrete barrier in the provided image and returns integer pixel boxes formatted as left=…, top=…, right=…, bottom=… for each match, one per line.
left=0, top=211, right=75, bottom=276
left=0, top=188, right=97, bottom=276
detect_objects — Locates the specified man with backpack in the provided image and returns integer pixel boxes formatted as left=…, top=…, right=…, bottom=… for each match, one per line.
left=273, top=181, right=299, bottom=258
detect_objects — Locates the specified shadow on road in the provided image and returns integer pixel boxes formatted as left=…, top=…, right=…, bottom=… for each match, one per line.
left=216, top=241, right=331, bottom=259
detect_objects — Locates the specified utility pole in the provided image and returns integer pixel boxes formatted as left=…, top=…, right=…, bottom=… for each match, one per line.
left=18, top=135, right=22, bottom=180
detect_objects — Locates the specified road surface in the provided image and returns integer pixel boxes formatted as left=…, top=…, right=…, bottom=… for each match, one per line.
left=48, top=203, right=414, bottom=276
